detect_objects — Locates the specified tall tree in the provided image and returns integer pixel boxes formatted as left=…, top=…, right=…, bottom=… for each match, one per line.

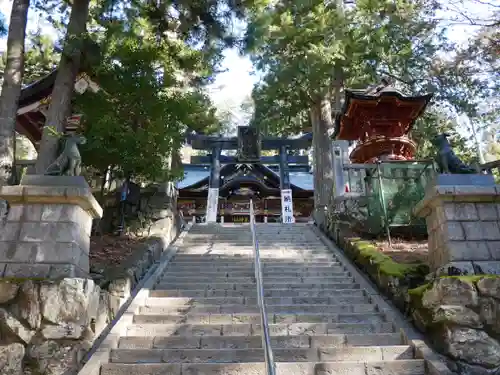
left=35, top=0, right=91, bottom=173
left=0, top=0, right=30, bottom=185
left=246, top=0, right=499, bottom=220
left=246, top=0, right=437, bottom=221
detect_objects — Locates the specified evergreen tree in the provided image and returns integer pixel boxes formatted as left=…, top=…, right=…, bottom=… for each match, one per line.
left=0, top=0, right=30, bottom=185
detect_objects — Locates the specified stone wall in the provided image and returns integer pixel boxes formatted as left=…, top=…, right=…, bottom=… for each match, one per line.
left=414, top=177, right=500, bottom=276
left=410, top=276, right=500, bottom=374
left=97, top=183, right=178, bottom=237
left=322, top=215, right=500, bottom=374
left=323, top=231, right=429, bottom=314
left=0, top=177, right=102, bottom=279
left=0, top=278, right=105, bottom=375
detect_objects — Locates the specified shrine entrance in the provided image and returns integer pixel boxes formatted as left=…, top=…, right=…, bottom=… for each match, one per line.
left=185, top=127, right=313, bottom=223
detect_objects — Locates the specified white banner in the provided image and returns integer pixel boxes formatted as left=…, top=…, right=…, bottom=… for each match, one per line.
left=281, top=189, right=295, bottom=224
left=206, top=188, right=219, bottom=223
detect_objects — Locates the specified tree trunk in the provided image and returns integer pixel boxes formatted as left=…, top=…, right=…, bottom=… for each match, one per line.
left=310, top=93, right=334, bottom=226
left=0, top=0, right=30, bottom=185
left=35, top=0, right=90, bottom=173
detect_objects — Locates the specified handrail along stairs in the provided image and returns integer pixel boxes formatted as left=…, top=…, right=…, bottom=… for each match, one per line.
left=249, top=199, right=277, bottom=375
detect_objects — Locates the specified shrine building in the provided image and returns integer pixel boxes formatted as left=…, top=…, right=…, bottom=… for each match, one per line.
left=334, top=80, right=433, bottom=163
left=177, top=162, right=314, bottom=223
left=177, top=128, right=314, bottom=223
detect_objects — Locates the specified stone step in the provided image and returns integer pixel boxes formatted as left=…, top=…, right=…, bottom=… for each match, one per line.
left=101, top=359, right=425, bottom=375
left=118, top=333, right=404, bottom=349
left=157, top=276, right=353, bottom=284
left=174, top=252, right=336, bottom=263
left=166, top=262, right=340, bottom=268
left=133, top=312, right=385, bottom=325
left=177, top=250, right=330, bottom=254
left=167, top=261, right=340, bottom=267
left=109, top=345, right=413, bottom=363
left=143, top=296, right=368, bottom=307
left=172, top=256, right=333, bottom=262
left=125, top=322, right=395, bottom=336
left=160, top=270, right=347, bottom=278
left=177, top=244, right=327, bottom=248
left=149, top=288, right=366, bottom=298
left=139, top=303, right=377, bottom=315
left=184, top=249, right=330, bottom=253
left=153, top=282, right=360, bottom=291
left=174, top=253, right=330, bottom=258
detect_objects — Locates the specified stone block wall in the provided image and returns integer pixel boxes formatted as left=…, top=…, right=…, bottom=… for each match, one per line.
left=0, top=179, right=102, bottom=279
left=1, top=203, right=93, bottom=278
left=415, top=184, right=500, bottom=275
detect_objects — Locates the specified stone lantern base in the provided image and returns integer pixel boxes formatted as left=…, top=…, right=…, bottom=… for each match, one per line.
left=415, top=174, right=500, bottom=276
left=0, top=175, right=102, bottom=279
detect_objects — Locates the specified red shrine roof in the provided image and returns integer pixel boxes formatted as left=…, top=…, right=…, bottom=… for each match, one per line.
left=15, top=70, right=99, bottom=147
left=333, top=84, right=433, bottom=141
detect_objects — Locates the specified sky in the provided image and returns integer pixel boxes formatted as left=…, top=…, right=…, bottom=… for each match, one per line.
left=0, top=0, right=496, bottom=125
left=0, top=0, right=259, bottom=116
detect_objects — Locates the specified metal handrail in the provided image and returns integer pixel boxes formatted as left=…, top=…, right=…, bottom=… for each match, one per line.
left=249, top=199, right=276, bottom=375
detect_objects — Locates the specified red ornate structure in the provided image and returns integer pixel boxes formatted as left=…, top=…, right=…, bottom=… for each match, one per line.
left=334, top=81, right=433, bottom=163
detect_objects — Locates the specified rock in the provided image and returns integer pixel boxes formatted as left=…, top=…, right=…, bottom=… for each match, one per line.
left=444, top=327, right=500, bottom=368
left=27, top=340, right=85, bottom=375
left=423, top=277, right=478, bottom=308
left=477, top=277, right=500, bottom=300
left=13, top=280, right=41, bottom=329
left=478, top=297, right=500, bottom=335
left=108, top=276, right=132, bottom=298
left=433, top=305, right=483, bottom=329
left=453, top=361, right=499, bottom=375
left=40, top=278, right=99, bottom=325
left=148, top=217, right=173, bottom=236
left=0, top=343, right=24, bottom=375
left=0, top=308, right=35, bottom=343
left=41, top=323, right=85, bottom=339
left=0, top=281, right=19, bottom=304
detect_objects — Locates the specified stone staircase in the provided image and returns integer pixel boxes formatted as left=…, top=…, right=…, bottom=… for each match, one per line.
left=93, top=223, right=428, bottom=375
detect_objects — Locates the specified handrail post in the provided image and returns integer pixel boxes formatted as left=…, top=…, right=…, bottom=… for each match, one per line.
left=249, top=199, right=276, bottom=375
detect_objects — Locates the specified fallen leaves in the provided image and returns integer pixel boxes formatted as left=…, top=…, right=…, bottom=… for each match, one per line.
left=90, top=234, right=146, bottom=270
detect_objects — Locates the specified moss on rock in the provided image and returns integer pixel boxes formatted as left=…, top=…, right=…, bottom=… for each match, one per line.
left=346, top=237, right=429, bottom=279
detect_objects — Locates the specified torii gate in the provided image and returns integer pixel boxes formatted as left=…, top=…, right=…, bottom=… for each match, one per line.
left=186, top=127, right=312, bottom=223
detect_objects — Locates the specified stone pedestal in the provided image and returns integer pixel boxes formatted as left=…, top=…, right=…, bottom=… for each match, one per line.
left=0, top=175, right=102, bottom=279
left=414, top=174, right=500, bottom=275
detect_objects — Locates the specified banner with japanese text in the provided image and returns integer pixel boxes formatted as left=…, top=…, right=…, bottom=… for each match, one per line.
left=280, top=189, right=295, bottom=223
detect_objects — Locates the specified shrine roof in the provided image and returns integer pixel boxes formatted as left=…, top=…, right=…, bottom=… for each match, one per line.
left=16, top=68, right=99, bottom=146
left=178, top=163, right=313, bottom=191
left=333, top=85, right=433, bottom=140
left=178, top=165, right=211, bottom=189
